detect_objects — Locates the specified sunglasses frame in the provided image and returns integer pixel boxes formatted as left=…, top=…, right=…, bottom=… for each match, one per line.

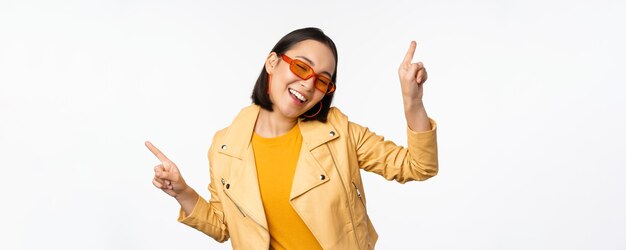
left=280, top=54, right=335, bottom=94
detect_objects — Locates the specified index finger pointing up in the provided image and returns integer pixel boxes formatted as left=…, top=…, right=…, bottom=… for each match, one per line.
left=403, top=41, right=417, bottom=66
left=145, top=141, right=170, bottom=163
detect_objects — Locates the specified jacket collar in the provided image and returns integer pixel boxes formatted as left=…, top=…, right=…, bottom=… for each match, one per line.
left=218, top=104, right=339, bottom=158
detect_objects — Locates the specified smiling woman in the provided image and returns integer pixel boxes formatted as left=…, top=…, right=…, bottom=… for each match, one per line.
left=146, top=27, right=438, bottom=249
left=257, top=39, right=336, bottom=128
left=251, top=28, right=339, bottom=124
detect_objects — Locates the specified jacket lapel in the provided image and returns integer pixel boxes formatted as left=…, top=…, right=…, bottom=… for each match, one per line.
left=216, top=105, right=268, bottom=230
left=290, top=118, right=339, bottom=200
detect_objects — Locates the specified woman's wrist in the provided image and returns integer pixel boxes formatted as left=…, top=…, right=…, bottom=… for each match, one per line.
left=175, top=186, right=198, bottom=203
left=403, top=99, right=425, bottom=115
left=404, top=100, right=430, bottom=132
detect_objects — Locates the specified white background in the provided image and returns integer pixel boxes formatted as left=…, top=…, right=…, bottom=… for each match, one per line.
left=1, top=0, right=625, bottom=249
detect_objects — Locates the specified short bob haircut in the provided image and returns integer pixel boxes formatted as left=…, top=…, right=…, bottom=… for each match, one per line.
left=251, top=27, right=338, bottom=122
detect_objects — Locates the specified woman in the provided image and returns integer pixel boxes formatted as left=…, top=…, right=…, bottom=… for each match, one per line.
left=146, top=27, right=438, bottom=249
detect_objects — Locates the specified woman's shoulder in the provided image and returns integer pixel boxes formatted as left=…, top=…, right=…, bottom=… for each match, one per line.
left=208, top=105, right=259, bottom=148
left=327, top=106, right=348, bottom=122
left=325, top=106, right=359, bottom=133
left=326, top=106, right=374, bottom=136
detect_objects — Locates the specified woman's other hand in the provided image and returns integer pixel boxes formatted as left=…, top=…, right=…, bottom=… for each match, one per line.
left=145, top=141, right=190, bottom=198
left=398, top=41, right=428, bottom=104
left=398, top=41, right=431, bottom=132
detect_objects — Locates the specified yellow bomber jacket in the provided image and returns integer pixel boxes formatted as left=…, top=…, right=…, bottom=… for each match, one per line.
left=178, top=104, right=438, bottom=249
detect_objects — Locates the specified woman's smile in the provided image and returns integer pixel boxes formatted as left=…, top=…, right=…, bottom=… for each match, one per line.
left=288, top=88, right=308, bottom=105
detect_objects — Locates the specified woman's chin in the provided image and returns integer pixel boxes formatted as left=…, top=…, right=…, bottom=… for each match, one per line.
left=275, top=105, right=303, bottom=119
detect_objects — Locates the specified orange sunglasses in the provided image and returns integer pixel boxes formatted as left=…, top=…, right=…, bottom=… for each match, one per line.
left=281, top=54, right=335, bottom=94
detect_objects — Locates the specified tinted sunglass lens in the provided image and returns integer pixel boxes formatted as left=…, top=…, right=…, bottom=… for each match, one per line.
left=316, top=78, right=332, bottom=92
left=292, top=61, right=312, bottom=79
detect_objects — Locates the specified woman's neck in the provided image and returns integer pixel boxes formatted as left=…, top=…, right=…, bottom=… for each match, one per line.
left=255, top=108, right=298, bottom=138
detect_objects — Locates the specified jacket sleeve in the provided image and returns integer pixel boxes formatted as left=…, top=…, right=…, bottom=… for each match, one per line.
left=349, top=119, right=438, bottom=183
left=177, top=133, right=229, bottom=242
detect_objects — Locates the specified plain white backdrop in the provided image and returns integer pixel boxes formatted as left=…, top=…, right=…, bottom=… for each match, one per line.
left=1, top=0, right=625, bottom=249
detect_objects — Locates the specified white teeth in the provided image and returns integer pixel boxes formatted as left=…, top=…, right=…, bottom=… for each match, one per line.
left=289, top=88, right=307, bottom=102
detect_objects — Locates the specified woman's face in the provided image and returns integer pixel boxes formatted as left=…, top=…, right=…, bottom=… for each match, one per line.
left=265, top=39, right=336, bottom=119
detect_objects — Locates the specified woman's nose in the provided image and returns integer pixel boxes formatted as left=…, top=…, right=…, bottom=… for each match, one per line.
left=300, top=77, right=316, bottom=91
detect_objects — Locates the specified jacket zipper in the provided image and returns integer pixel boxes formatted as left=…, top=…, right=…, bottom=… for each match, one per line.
left=353, top=181, right=373, bottom=249
left=223, top=189, right=268, bottom=232
left=352, top=182, right=365, bottom=207
left=223, top=190, right=247, bottom=217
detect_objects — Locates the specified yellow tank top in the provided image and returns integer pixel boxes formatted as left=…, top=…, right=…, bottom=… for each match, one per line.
left=252, top=125, right=322, bottom=250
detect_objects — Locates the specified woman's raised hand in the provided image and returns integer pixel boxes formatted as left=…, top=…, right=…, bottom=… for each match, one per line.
left=145, top=141, right=189, bottom=198
left=398, top=41, right=428, bottom=104
left=398, top=41, right=432, bottom=132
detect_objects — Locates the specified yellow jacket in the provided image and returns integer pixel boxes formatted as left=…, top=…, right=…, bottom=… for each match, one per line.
left=178, top=104, right=438, bottom=249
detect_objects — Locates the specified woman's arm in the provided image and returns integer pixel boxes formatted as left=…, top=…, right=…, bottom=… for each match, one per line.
left=349, top=118, right=438, bottom=183
left=348, top=41, right=438, bottom=182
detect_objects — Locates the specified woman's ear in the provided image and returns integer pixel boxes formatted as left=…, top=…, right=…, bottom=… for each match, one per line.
left=265, top=52, right=279, bottom=74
